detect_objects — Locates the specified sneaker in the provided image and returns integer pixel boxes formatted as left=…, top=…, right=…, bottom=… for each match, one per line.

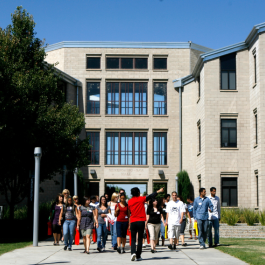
left=199, top=246, right=205, bottom=250
left=182, top=243, right=187, bottom=247
left=91, top=241, right=95, bottom=244
left=117, top=247, right=121, bottom=254
left=131, top=253, right=136, bottom=261
left=151, top=249, right=155, bottom=253
left=97, top=247, right=102, bottom=252
left=142, top=244, right=146, bottom=248
left=209, top=244, right=213, bottom=248
left=168, top=244, right=173, bottom=250
left=102, top=248, right=105, bottom=252
left=64, top=246, right=67, bottom=251
left=215, top=243, right=220, bottom=247
left=114, top=246, right=117, bottom=250
left=122, top=248, right=126, bottom=253
left=173, top=245, right=176, bottom=250
left=136, top=257, right=143, bottom=261
left=68, top=248, right=72, bottom=251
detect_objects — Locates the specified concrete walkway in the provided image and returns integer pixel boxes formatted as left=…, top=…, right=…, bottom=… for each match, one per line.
left=0, top=237, right=247, bottom=265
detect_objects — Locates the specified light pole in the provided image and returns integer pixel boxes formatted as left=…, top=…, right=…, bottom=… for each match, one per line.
left=33, top=147, right=42, bottom=247
left=74, top=168, right=78, bottom=196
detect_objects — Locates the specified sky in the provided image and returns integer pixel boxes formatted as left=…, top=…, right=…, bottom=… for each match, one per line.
left=1, top=0, right=265, bottom=50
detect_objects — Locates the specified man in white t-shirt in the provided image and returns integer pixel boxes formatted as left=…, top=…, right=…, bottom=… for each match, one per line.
left=166, top=191, right=185, bottom=250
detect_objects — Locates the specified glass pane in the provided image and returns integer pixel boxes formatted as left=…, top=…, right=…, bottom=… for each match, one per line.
left=154, top=83, right=167, bottom=115
left=106, top=83, right=119, bottom=114
left=221, top=71, right=228, bottom=90
left=222, top=178, right=237, bottom=186
left=222, top=188, right=229, bottom=206
left=134, top=133, right=147, bottom=165
left=221, top=128, right=228, bottom=147
left=87, top=82, right=100, bottom=114
left=222, top=119, right=236, bottom=128
left=135, top=58, right=147, bottom=69
left=135, top=83, right=147, bottom=115
left=120, top=133, right=133, bottom=165
left=153, top=58, right=167, bottom=69
left=220, top=53, right=236, bottom=71
left=121, top=83, right=133, bottom=115
left=230, top=187, right=237, bottom=206
left=87, top=57, right=100, bottom=69
left=106, top=58, right=119, bottom=69
left=229, top=128, right=237, bottom=147
left=121, top=58, right=133, bottom=69
left=229, top=71, right=236, bottom=90
left=106, top=132, right=119, bottom=165
left=153, top=132, right=167, bottom=165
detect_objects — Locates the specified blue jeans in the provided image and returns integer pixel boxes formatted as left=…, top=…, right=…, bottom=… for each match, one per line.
left=197, top=219, right=209, bottom=247
left=63, top=220, right=76, bottom=248
left=159, top=220, right=165, bottom=239
left=97, top=223, right=107, bottom=249
left=110, top=222, right=117, bottom=248
left=208, top=219, right=219, bottom=245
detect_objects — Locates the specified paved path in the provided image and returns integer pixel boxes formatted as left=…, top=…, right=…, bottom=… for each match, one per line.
left=0, top=237, right=247, bottom=265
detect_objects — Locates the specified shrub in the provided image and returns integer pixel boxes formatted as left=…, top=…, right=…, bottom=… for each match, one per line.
left=222, top=209, right=239, bottom=225
left=242, top=209, right=258, bottom=226
left=258, top=211, right=265, bottom=226
left=177, top=170, right=190, bottom=203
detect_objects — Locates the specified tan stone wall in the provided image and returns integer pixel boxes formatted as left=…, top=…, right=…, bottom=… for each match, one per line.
left=190, top=49, right=204, bottom=74
left=45, top=48, right=65, bottom=71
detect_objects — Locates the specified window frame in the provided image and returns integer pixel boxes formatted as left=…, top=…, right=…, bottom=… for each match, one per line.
left=256, top=175, right=259, bottom=207
left=254, top=53, right=257, bottom=84
left=220, top=119, right=237, bottom=148
left=106, top=57, right=148, bottom=70
left=220, top=53, right=237, bottom=90
left=198, top=123, right=201, bottom=153
left=87, top=131, right=100, bottom=165
left=153, top=82, right=167, bottom=115
left=86, top=82, right=100, bottom=114
left=221, top=177, right=238, bottom=207
left=153, top=57, right=167, bottom=70
left=105, top=132, right=147, bottom=165
left=153, top=132, right=167, bottom=165
left=86, top=56, right=101, bottom=69
left=255, top=113, right=258, bottom=145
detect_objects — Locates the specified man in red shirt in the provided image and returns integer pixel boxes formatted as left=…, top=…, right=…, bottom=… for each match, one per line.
left=128, top=187, right=164, bottom=261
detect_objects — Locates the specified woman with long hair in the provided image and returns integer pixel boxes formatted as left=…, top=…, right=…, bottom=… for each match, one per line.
left=108, top=192, right=118, bottom=250
left=50, top=193, right=64, bottom=245
left=62, top=189, right=70, bottom=204
left=80, top=196, right=98, bottom=254
left=59, top=196, right=80, bottom=251
left=146, top=198, right=165, bottom=253
left=114, top=193, right=130, bottom=254
left=96, top=195, right=109, bottom=252
left=157, top=197, right=167, bottom=246
left=177, top=195, right=189, bottom=247
left=73, top=195, right=81, bottom=244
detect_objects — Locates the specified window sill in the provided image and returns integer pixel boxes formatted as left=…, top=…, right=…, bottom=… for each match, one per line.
left=86, top=114, right=101, bottom=117
left=254, top=144, right=258, bottom=149
left=105, top=115, right=149, bottom=117
left=253, top=83, right=257, bottom=88
left=104, top=165, right=149, bottom=167
left=88, top=165, right=101, bottom=167
left=153, top=70, right=168, bottom=72
left=197, top=97, right=200, bottom=104
left=86, top=69, right=102, bottom=71
left=197, top=152, right=201, bottom=156
left=220, top=90, right=238, bottom=92
left=220, top=148, right=239, bottom=150
left=153, top=115, right=168, bottom=117
left=105, top=69, right=149, bottom=72
left=153, top=165, right=169, bottom=168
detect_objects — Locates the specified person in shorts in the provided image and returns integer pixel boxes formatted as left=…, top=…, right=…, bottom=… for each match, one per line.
left=166, top=191, right=185, bottom=250
left=186, top=196, right=196, bottom=239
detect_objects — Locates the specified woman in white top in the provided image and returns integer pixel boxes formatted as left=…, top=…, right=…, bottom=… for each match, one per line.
left=108, top=192, right=118, bottom=250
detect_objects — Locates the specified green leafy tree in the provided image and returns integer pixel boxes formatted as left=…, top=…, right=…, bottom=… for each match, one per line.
left=153, top=183, right=167, bottom=199
left=0, top=7, right=90, bottom=219
left=177, top=170, right=191, bottom=203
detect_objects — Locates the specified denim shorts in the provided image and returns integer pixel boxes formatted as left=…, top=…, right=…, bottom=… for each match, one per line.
left=116, top=221, right=128, bottom=238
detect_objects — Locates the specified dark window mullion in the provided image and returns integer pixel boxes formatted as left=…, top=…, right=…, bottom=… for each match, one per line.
left=133, top=83, right=135, bottom=115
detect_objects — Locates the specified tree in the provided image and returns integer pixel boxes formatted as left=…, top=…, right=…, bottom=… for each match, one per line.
left=153, top=183, right=167, bottom=200
left=177, top=170, right=191, bottom=203
left=0, top=7, right=90, bottom=219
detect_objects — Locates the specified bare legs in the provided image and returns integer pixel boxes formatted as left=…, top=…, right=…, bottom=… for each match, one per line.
left=83, top=235, right=91, bottom=253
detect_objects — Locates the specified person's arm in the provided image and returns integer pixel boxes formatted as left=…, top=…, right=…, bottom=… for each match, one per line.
left=218, top=197, right=221, bottom=221
left=93, top=209, right=99, bottom=228
left=208, top=198, right=214, bottom=213
left=128, top=209, right=131, bottom=231
left=193, top=200, right=197, bottom=222
left=114, top=204, right=119, bottom=217
left=186, top=208, right=191, bottom=220
left=166, top=212, right=169, bottom=226
left=179, top=212, right=184, bottom=224
left=161, top=213, right=165, bottom=225
left=146, top=215, right=149, bottom=230
left=146, top=187, right=164, bottom=201
left=58, top=207, right=63, bottom=226
left=75, top=207, right=80, bottom=228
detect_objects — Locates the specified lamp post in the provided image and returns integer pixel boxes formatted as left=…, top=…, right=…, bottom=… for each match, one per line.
left=33, top=147, right=42, bottom=247
left=74, top=168, right=78, bottom=196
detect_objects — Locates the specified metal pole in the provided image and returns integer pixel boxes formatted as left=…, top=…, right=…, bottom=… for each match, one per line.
left=179, top=87, right=182, bottom=172
left=33, top=147, right=42, bottom=247
left=74, top=168, right=78, bottom=195
left=62, top=165, right=66, bottom=190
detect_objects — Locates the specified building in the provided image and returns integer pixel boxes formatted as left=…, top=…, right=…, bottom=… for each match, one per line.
left=43, top=22, right=265, bottom=210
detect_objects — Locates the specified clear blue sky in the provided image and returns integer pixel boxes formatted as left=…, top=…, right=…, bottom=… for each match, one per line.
left=1, top=0, right=265, bottom=49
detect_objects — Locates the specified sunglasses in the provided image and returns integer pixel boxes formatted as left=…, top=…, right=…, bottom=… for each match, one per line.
left=74, top=198, right=78, bottom=200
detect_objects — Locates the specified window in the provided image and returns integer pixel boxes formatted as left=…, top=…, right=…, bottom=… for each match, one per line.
left=153, top=132, right=167, bottom=165
left=198, top=76, right=200, bottom=98
left=255, top=113, right=258, bottom=145
left=221, top=53, right=236, bottom=90
left=254, top=53, right=257, bottom=84
left=86, top=57, right=101, bottom=69
left=221, top=177, right=237, bottom=206
left=154, top=82, right=167, bottom=115
left=87, top=132, right=100, bottom=165
left=256, top=175, right=259, bottom=206
left=221, top=119, right=237, bottom=147
left=87, top=82, right=100, bottom=114
left=106, top=57, right=148, bottom=69
left=106, top=132, right=147, bottom=165
left=153, top=58, right=167, bottom=70
left=198, top=123, right=201, bottom=153
left=106, top=82, right=147, bottom=115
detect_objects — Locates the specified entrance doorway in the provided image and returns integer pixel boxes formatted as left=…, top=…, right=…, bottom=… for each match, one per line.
left=105, top=183, right=147, bottom=199
left=85, top=182, right=99, bottom=197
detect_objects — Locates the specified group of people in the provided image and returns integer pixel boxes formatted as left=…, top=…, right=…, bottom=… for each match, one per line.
left=49, top=186, right=221, bottom=261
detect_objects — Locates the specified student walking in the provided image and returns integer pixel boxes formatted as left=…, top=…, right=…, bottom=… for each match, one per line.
left=80, top=197, right=98, bottom=254
left=166, top=191, right=185, bottom=251
left=108, top=192, right=118, bottom=250
left=128, top=186, right=164, bottom=262
left=96, top=196, right=109, bottom=252
left=50, top=193, right=64, bottom=245
left=207, top=187, right=221, bottom=247
left=114, top=193, right=130, bottom=254
left=193, top=188, right=213, bottom=250
left=165, top=194, right=170, bottom=205
left=59, top=196, right=80, bottom=251
left=146, top=198, right=165, bottom=253
left=157, top=197, right=167, bottom=246
left=177, top=195, right=189, bottom=247
left=186, top=196, right=197, bottom=240
left=73, top=195, right=81, bottom=244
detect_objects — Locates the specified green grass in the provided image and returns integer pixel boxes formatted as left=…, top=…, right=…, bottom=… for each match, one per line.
left=218, top=238, right=265, bottom=265
left=0, top=239, right=32, bottom=256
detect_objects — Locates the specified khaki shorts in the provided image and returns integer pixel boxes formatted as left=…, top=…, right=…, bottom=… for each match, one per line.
left=168, top=224, right=181, bottom=239
left=147, top=223, right=161, bottom=240
left=186, top=218, right=195, bottom=231
left=81, top=228, right=92, bottom=237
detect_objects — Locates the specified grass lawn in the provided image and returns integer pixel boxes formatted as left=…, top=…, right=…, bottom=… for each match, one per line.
left=218, top=238, right=265, bottom=265
left=0, top=239, right=32, bottom=256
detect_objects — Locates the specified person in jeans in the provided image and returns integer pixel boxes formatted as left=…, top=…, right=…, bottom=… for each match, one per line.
left=128, top=187, right=164, bottom=261
left=115, top=193, right=130, bottom=254
left=146, top=198, right=165, bottom=253
left=207, top=187, right=221, bottom=247
left=108, top=192, right=118, bottom=250
left=157, top=197, right=167, bottom=246
left=96, top=196, right=109, bottom=252
left=59, top=196, right=80, bottom=251
left=193, top=188, right=213, bottom=250
left=166, top=192, right=185, bottom=251
left=186, top=196, right=197, bottom=240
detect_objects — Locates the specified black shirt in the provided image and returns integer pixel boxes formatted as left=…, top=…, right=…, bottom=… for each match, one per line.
left=147, top=207, right=162, bottom=224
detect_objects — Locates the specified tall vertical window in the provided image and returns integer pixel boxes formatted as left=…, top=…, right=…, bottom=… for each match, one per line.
left=106, top=132, right=147, bottom=165
left=221, top=177, right=238, bottom=206
left=153, top=58, right=167, bottom=70
left=221, top=53, right=236, bottom=90
left=87, top=132, right=100, bottom=165
left=86, top=57, right=101, bottom=69
left=255, top=113, right=258, bottom=145
left=221, top=119, right=237, bottom=147
left=198, top=123, right=201, bottom=153
left=256, top=175, right=259, bottom=207
left=106, top=82, right=147, bottom=115
left=254, top=53, right=257, bottom=84
left=154, top=83, right=167, bottom=115
left=87, top=82, right=100, bottom=114
left=198, top=76, right=201, bottom=98
left=153, top=132, right=167, bottom=165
